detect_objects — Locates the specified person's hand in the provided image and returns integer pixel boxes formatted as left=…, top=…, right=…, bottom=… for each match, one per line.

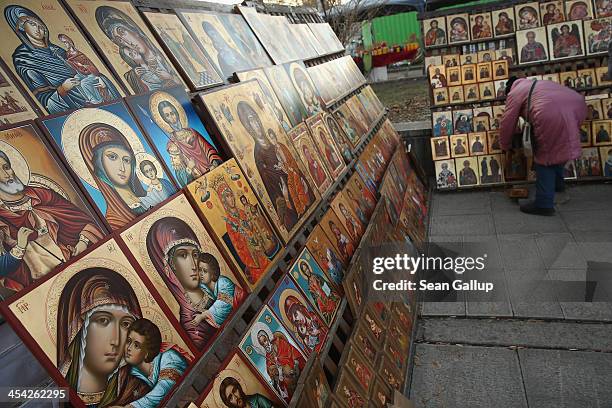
left=134, top=67, right=148, bottom=76
left=186, top=312, right=206, bottom=329
left=61, top=78, right=80, bottom=92
left=17, top=227, right=34, bottom=249
left=202, top=310, right=219, bottom=328
left=71, top=239, right=88, bottom=257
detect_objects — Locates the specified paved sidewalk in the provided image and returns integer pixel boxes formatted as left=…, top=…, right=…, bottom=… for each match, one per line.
left=410, top=184, right=612, bottom=408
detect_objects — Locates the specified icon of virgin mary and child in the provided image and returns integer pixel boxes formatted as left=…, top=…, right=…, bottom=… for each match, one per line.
left=146, top=216, right=246, bottom=349
left=5, top=5, right=121, bottom=114
left=77, top=122, right=175, bottom=230
left=57, top=268, right=191, bottom=407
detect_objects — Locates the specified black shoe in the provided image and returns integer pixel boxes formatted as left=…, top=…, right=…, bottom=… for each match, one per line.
left=520, top=202, right=555, bottom=216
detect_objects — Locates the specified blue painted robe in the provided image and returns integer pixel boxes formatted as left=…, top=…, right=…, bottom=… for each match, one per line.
left=128, top=349, right=187, bottom=408
left=200, top=275, right=237, bottom=326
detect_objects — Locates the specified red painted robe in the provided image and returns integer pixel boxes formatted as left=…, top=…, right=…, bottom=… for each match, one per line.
left=169, top=128, right=222, bottom=176
left=266, top=332, right=305, bottom=396
left=224, top=207, right=269, bottom=283
left=0, top=187, right=103, bottom=290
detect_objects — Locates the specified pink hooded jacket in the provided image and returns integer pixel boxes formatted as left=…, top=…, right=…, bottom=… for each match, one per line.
left=499, top=78, right=587, bottom=165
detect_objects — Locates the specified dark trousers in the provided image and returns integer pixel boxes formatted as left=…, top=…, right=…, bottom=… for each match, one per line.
left=534, top=163, right=565, bottom=209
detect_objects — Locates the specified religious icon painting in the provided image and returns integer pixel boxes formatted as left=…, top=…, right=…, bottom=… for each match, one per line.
left=335, top=103, right=366, bottom=147
left=119, top=193, right=248, bottom=351
left=547, top=22, right=585, bottom=61
left=446, top=13, right=471, bottom=44
left=267, top=273, right=329, bottom=355
left=515, top=2, right=541, bottom=30
left=596, top=67, right=612, bottom=85
left=371, top=376, right=394, bottom=408
left=585, top=18, right=612, bottom=55
left=302, top=358, right=331, bottom=408
left=323, top=113, right=354, bottom=164
left=495, top=49, right=515, bottom=68
left=378, top=355, right=404, bottom=391
left=237, top=6, right=292, bottom=65
left=425, top=55, right=443, bottom=72
left=286, top=62, right=325, bottom=117
left=238, top=305, right=307, bottom=405
left=560, top=71, right=578, bottom=88
left=504, top=148, right=528, bottom=181
left=492, top=60, right=509, bottom=80
left=479, top=82, right=495, bottom=101
left=516, top=27, right=549, bottom=65
left=487, top=130, right=503, bottom=153
left=595, top=0, right=612, bottom=17
left=431, top=136, right=450, bottom=161
left=431, top=110, right=453, bottom=137
left=40, top=100, right=178, bottom=231
left=577, top=68, right=596, bottom=89
left=476, top=62, right=492, bottom=82
left=289, top=125, right=332, bottom=196
left=464, top=84, right=480, bottom=102
left=542, top=73, right=561, bottom=83
left=468, top=131, right=487, bottom=156
left=602, top=98, right=612, bottom=118
left=580, top=122, right=592, bottom=146
left=344, top=346, right=375, bottom=395
left=126, top=86, right=223, bottom=188
left=453, top=109, right=474, bottom=134
left=476, top=50, right=494, bottom=63
left=492, top=8, right=516, bottom=37
left=565, top=0, right=593, bottom=20
left=456, top=156, right=480, bottom=187
left=346, top=171, right=377, bottom=220
left=477, top=154, right=504, bottom=184
left=305, top=225, right=347, bottom=287
left=320, top=208, right=357, bottom=263
left=236, top=68, right=293, bottom=132
left=351, top=322, right=379, bottom=362
left=586, top=99, right=604, bottom=121
left=0, top=62, right=39, bottom=124
left=65, top=0, right=184, bottom=94
left=177, top=9, right=270, bottom=82
left=470, top=12, right=493, bottom=40
left=363, top=305, right=385, bottom=346
left=195, top=350, right=283, bottom=408
left=460, top=53, right=477, bottom=65
left=185, top=159, right=282, bottom=290
left=0, top=238, right=195, bottom=408
left=334, top=371, right=368, bottom=408
left=492, top=105, right=506, bottom=128
left=593, top=120, right=612, bottom=145
left=494, top=80, right=507, bottom=98
left=330, top=191, right=366, bottom=244
left=433, top=88, right=449, bottom=106
left=461, top=64, right=477, bottom=85
left=264, top=65, right=309, bottom=126
left=449, top=86, right=464, bottom=104
left=434, top=159, right=457, bottom=190
left=450, top=134, right=469, bottom=158
left=197, top=80, right=319, bottom=242
left=289, top=248, right=341, bottom=326
left=289, top=24, right=320, bottom=60
left=343, top=263, right=364, bottom=317
left=442, top=54, right=461, bottom=68
left=601, top=146, right=612, bottom=176
left=447, top=67, right=462, bottom=86
left=423, top=17, right=447, bottom=47
left=540, top=1, right=566, bottom=24
left=306, top=114, right=348, bottom=179
left=384, top=337, right=408, bottom=372
left=0, top=0, right=125, bottom=115
left=429, top=65, right=447, bottom=89
left=0, top=122, right=105, bottom=297
left=141, top=11, right=223, bottom=90
left=575, top=147, right=601, bottom=177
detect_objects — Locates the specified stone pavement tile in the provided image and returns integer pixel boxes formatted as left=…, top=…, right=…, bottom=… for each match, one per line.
left=432, top=191, right=491, bottom=216
left=572, top=232, right=612, bottom=263
left=561, top=210, right=612, bottom=233
left=464, top=268, right=513, bottom=317
left=505, top=269, right=565, bottom=319
left=429, top=214, right=495, bottom=236
left=462, top=235, right=503, bottom=269
left=419, top=318, right=612, bottom=351
left=410, top=344, right=527, bottom=408
left=498, top=234, right=546, bottom=271
left=548, top=268, right=612, bottom=322
left=519, top=348, right=612, bottom=408
left=535, top=233, right=587, bottom=270
left=421, top=300, right=466, bottom=317
left=490, top=191, right=519, bottom=212
left=556, top=184, right=612, bottom=213
left=493, top=210, right=568, bottom=234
